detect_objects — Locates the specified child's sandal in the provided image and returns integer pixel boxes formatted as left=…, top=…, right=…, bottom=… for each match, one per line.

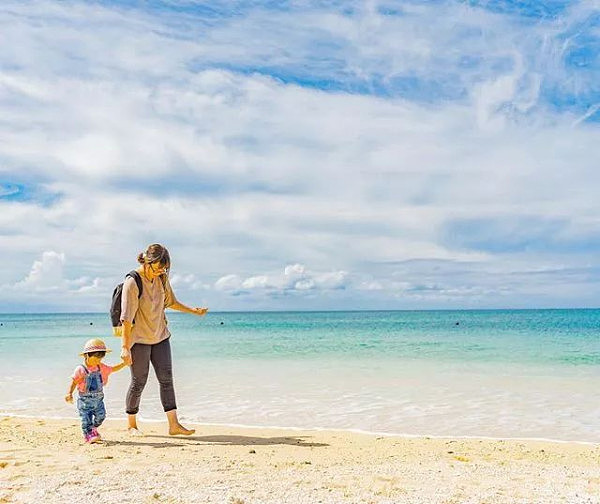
left=87, top=429, right=101, bottom=444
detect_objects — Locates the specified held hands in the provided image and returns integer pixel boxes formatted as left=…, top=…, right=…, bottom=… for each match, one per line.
left=121, top=347, right=132, bottom=366
left=191, top=307, right=208, bottom=316
left=64, top=393, right=73, bottom=404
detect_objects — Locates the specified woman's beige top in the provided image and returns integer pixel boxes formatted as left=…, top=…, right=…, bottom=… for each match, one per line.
left=121, top=271, right=177, bottom=345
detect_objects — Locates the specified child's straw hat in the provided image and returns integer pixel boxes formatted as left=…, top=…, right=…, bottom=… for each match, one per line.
left=80, top=338, right=112, bottom=356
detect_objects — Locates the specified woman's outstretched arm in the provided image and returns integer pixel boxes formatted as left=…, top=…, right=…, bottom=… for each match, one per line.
left=168, top=300, right=208, bottom=316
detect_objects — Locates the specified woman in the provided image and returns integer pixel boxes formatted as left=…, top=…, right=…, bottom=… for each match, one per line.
left=120, top=243, right=208, bottom=436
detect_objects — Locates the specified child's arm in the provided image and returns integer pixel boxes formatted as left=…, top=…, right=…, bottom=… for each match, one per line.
left=64, top=379, right=77, bottom=403
left=111, top=359, right=130, bottom=373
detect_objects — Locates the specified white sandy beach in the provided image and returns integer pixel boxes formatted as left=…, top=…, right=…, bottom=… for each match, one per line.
left=1, top=416, right=599, bottom=504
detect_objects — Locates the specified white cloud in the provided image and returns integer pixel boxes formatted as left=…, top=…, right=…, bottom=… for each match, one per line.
left=294, top=278, right=315, bottom=291
left=170, top=273, right=211, bottom=291
left=214, top=274, right=243, bottom=292
left=75, top=277, right=101, bottom=293
left=215, top=264, right=350, bottom=296
left=313, top=270, right=349, bottom=290
left=241, top=275, right=270, bottom=289
left=15, top=251, right=66, bottom=291
left=1, top=1, right=599, bottom=311
left=358, top=280, right=383, bottom=291
left=284, top=264, right=306, bottom=277
left=11, top=251, right=100, bottom=297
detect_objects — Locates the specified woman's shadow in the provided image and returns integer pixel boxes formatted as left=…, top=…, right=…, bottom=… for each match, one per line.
left=107, top=434, right=329, bottom=448
left=148, top=434, right=329, bottom=448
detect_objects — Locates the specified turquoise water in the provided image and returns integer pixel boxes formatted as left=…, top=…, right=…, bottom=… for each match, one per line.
left=1, top=310, right=599, bottom=441
left=2, top=309, right=599, bottom=364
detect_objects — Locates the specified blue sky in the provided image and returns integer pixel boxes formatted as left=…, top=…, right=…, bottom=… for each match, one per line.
left=1, top=0, right=599, bottom=312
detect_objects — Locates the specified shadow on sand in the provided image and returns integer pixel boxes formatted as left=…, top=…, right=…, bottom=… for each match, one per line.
left=145, top=434, right=329, bottom=448
left=102, top=440, right=186, bottom=448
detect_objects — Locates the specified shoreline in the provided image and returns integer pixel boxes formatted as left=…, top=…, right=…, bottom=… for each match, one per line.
left=1, top=417, right=599, bottom=503
left=1, top=412, right=597, bottom=446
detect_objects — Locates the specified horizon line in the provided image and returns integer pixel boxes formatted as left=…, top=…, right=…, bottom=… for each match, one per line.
left=1, top=306, right=599, bottom=316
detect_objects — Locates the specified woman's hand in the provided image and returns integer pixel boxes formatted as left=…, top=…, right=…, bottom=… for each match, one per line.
left=121, top=346, right=132, bottom=366
left=169, top=301, right=208, bottom=316
left=64, top=393, right=73, bottom=404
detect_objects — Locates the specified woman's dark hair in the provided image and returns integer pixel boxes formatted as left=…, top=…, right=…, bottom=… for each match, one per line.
left=137, top=243, right=171, bottom=270
left=85, top=351, right=106, bottom=358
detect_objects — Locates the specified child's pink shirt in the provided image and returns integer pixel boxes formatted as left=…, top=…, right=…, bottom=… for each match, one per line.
left=71, top=363, right=114, bottom=393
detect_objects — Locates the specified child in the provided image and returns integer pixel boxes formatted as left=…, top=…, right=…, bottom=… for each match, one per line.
left=65, top=338, right=128, bottom=443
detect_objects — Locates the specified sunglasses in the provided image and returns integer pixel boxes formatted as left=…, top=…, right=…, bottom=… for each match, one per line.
left=149, top=263, right=168, bottom=274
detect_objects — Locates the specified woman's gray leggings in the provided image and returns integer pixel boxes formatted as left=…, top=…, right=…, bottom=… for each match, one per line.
left=126, top=337, right=177, bottom=414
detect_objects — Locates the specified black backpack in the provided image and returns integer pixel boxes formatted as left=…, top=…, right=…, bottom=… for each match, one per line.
left=110, top=271, right=143, bottom=336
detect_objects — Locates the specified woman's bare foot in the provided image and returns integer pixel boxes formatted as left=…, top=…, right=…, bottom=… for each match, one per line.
left=169, top=423, right=195, bottom=436
left=165, top=410, right=194, bottom=435
left=127, top=414, right=139, bottom=430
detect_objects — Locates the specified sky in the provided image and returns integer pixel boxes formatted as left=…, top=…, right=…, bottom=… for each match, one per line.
left=1, top=0, right=599, bottom=312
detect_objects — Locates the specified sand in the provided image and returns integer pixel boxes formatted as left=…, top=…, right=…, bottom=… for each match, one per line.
left=0, top=416, right=598, bottom=503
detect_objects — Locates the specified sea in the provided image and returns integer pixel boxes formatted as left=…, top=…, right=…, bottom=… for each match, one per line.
left=0, top=310, right=598, bottom=443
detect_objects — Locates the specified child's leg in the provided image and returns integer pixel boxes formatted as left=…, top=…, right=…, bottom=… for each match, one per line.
left=93, top=399, right=106, bottom=428
left=77, top=398, right=94, bottom=435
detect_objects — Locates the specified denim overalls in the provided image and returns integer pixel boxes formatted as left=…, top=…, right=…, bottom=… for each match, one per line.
left=77, top=365, right=106, bottom=435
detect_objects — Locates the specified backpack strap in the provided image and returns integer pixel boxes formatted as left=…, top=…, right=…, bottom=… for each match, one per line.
left=84, top=364, right=103, bottom=379
left=96, top=364, right=104, bottom=384
left=126, top=270, right=143, bottom=299
left=81, top=365, right=88, bottom=393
